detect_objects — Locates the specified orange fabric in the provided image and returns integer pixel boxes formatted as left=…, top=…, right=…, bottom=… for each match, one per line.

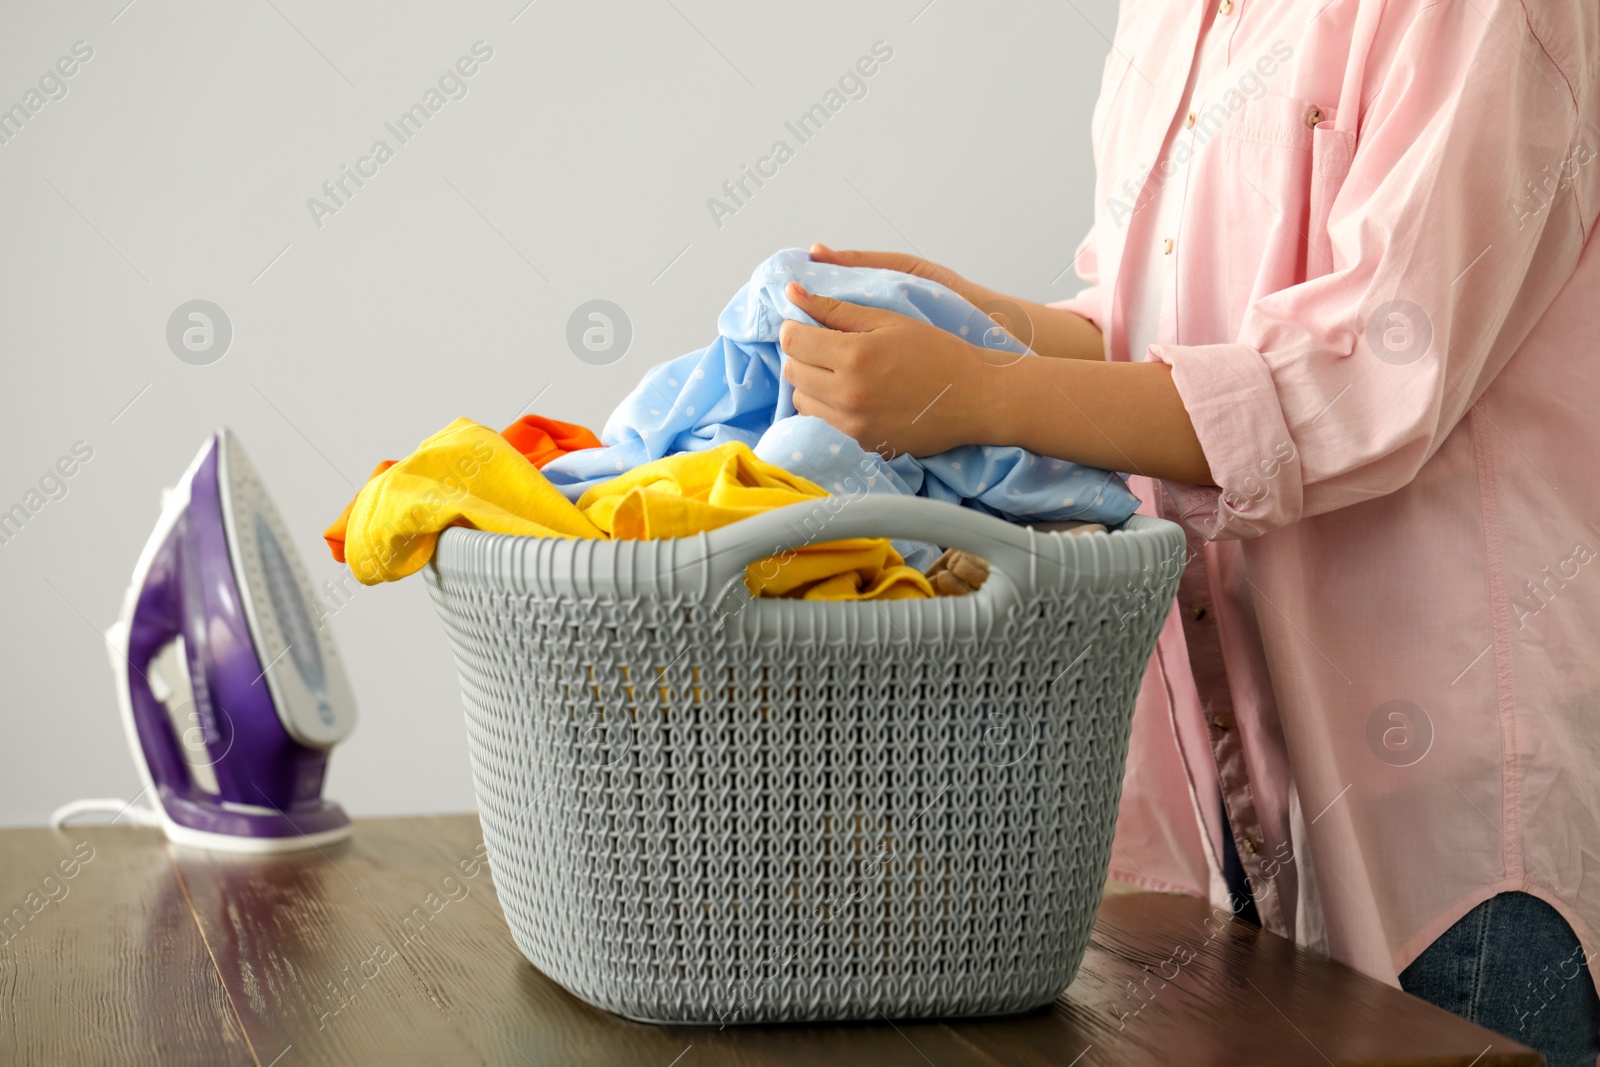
left=322, top=415, right=600, bottom=564
left=499, top=414, right=603, bottom=468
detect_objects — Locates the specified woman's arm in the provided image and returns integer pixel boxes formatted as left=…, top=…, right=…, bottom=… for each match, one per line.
left=778, top=283, right=1214, bottom=486
left=983, top=350, right=1213, bottom=485
left=808, top=243, right=1108, bottom=362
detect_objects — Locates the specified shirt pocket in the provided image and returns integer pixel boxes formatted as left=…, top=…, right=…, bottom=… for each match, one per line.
left=1218, top=93, right=1353, bottom=284
left=1308, top=121, right=1355, bottom=277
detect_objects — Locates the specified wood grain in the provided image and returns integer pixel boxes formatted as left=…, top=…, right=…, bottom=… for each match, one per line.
left=0, top=824, right=251, bottom=1066
left=1, top=815, right=1543, bottom=1066
left=973, top=892, right=1541, bottom=1067
left=168, top=815, right=992, bottom=1066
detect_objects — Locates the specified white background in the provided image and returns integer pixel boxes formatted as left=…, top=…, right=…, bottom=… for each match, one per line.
left=0, top=0, right=1117, bottom=825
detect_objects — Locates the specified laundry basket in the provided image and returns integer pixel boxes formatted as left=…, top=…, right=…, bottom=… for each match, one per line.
left=425, top=495, right=1183, bottom=1024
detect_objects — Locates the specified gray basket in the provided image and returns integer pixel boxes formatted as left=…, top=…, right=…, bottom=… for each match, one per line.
left=425, top=495, right=1183, bottom=1024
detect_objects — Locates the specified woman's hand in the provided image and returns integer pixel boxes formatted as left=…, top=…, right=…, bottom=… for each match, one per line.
left=809, top=241, right=1109, bottom=362
left=780, top=281, right=991, bottom=458
left=808, top=242, right=983, bottom=305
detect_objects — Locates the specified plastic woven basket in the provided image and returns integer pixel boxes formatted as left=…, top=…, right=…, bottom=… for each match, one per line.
left=425, top=495, right=1183, bottom=1024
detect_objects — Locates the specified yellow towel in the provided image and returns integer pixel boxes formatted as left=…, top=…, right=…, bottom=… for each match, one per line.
left=338, top=418, right=931, bottom=601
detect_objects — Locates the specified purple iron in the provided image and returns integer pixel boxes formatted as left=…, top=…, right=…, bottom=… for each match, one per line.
left=105, top=430, right=357, bottom=852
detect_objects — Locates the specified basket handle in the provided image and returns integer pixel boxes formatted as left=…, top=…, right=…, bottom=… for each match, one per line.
left=697, top=493, right=1095, bottom=602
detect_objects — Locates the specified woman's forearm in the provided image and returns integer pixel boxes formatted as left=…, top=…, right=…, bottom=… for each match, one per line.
left=967, top=354, right=1215, bottom=485
left=780, top=281, right=1208, bottom=483
left=961, top=282, right=1109, bottom=362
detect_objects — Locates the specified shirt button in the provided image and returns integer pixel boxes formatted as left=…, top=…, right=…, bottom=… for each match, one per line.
left=1188, top=602, right=1208, bottom=621
left=1186, top=111, right=1197, bottom=129
left=1219, top=0, right=1234, bottom=13
left=1163, top=237, right=1175, bottom=254
left=1241, top=837, right=1259, bottom=855
left=1305, top=107, right=1324, bottom=128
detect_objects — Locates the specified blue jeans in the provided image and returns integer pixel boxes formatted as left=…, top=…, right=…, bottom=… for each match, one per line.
left=1400, top=892, right=1600, bottom=1067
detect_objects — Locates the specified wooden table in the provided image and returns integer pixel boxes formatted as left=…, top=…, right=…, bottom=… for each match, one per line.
left=0, top=815, right=1537, bottom=1066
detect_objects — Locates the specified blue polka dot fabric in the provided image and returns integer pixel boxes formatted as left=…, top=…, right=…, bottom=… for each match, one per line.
left=540, top=248, right=1140, bottom=568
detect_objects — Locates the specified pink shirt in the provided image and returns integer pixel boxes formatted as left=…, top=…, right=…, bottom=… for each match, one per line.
left=1051, top=0, right=1600, bottom=991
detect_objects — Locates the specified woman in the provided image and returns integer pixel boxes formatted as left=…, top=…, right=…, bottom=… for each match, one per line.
left=779, top=0, right=1600, bottom=1060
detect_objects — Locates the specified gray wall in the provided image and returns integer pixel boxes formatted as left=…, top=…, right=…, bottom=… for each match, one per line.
left=0, top=0, right=1116, bottom=826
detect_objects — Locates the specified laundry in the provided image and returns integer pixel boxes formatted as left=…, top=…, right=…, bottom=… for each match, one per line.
left=539, top=248, right=1141, bottom=568
left=323, top=414, right=600, bottom=568
left=326, top=418, right=603, bottom=583
left=920, top=519, right=1108, bottom=596
left=922, top=548, right=990, bottom=597
left=327, top=418, right=932, bottom=600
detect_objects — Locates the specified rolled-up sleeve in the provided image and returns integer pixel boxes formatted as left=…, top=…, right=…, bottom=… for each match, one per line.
left=1151, top=2, right=1594, bottom=540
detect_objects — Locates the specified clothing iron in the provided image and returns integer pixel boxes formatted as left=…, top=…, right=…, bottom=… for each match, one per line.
left=105, top=429, right=356, bottom=852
